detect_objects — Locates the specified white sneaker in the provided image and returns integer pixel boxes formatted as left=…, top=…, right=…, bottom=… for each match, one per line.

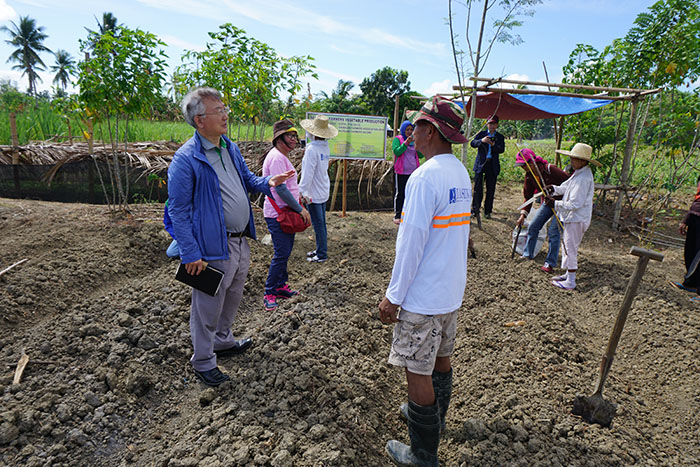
left=306, top=250, right=316, bottom=258
left=552, top=280, right=575, bottom=290
left=307, top=255, right=328, bottom=263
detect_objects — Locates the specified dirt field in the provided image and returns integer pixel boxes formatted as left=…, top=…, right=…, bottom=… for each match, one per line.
left=0, top=183, right=698, bottom=467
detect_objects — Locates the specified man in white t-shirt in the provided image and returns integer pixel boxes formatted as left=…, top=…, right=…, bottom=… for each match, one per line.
left=379, top=96, right=471, bottom=466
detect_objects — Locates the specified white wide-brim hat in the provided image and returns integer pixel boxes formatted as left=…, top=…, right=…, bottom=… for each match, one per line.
left=555, top=142, right=602, bottom=167
left=300, top=115, right=339, bottom=139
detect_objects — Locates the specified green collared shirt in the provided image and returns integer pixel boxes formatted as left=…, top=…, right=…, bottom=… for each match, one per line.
left=198, top=132, right=249, bottom=233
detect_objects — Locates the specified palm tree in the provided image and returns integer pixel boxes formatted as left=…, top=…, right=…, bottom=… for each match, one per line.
left=320, top=80, right=355, bottom=113
left=85, top=12, right=120, bottom=40
left=51, top=49, right=75, bottom=91
left=1, top=16, right=52, bottom=95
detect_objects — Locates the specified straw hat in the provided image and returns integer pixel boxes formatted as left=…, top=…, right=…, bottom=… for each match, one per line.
left=300, top=115, right=338, bottom=139
left=406, top=96, right=467, bottom=144
left=555, top=143, right=602, bottom=167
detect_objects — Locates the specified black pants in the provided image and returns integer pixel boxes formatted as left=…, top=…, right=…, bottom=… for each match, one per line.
left=394, top=173, right=410, bottom=220
left=683, top=214, right=700, bottom=291
left=472, top=161, right=498, bottom=215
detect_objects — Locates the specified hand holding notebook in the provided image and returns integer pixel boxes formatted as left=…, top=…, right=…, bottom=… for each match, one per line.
left=175, top=262, right=224, bottom=296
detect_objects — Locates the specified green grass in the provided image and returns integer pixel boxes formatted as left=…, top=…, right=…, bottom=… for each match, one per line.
left=0, top=106, right=276, bottom=145
left=3, top=105, right=696, bottom=193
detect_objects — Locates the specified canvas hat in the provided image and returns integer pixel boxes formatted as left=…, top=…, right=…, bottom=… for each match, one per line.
left=272, top=119, right=298, bottom=142
left=487, top=114, right=499, bottom=124
left=300, top=115, right=338, bottom=139
left=406, top=96, right=467, bottom=144
left=555, top=142, right=602, bottom=167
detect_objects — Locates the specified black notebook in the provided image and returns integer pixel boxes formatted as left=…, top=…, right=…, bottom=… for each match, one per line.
left=175, top=263, right=224, bottom=296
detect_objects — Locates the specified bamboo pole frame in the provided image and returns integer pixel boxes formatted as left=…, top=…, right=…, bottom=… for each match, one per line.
left=465, top=76, right=653, bottom=94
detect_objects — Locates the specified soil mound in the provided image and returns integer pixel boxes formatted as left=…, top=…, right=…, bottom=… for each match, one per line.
left=0, top=185, right=698, bottom=466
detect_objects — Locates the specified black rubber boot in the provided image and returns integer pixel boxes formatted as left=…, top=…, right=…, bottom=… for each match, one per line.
left=399, top=369, right=452, bottom=432
left=386, top=400, right=440, bottom=467
left=432, top=369, right=452, bottom=431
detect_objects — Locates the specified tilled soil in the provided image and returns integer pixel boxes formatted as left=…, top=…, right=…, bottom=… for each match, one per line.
left=0, top=184, right=698, bottom=467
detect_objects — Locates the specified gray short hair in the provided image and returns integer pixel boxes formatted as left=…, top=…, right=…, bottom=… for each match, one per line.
left=181, top=87, right=222, bottom=128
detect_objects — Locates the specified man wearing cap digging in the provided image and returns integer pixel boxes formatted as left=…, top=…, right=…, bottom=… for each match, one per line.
left=471, top=114, right=505, bottom=220
left=546, top=142, right=601, bottom=290
left=168, top=87, right=295, bottom=387
left=378, top=96, right=471, bottom=466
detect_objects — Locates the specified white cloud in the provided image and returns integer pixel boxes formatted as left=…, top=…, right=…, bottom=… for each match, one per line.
left=540, top=0, right=646, bottom=14
left=136, top=0, right=446, bottom=57
left=422, top=79, right=454, bottom=96
left=0, top=68, right=76, bottom=94
left=329, top=43, right=362, bottom=56
left=490, top=73, right=530, bottom=89
left=158, top=34, right=205, bottom=52
left=0, top=0, right=17, bottom=21
left=315, top=67, right=361, bottom=85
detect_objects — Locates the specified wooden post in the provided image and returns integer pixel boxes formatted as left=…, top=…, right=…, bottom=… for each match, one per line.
left=613, top=97, right=639, bottom=230
left=10, top=112, right=20, bottom=192
left=9, top=112, right=19, bottom=148
left=87, top=118, right=94, bottom=154
left=342, top=159, right=348, bottom=217
left=555, top=116, right=565, bottom=166
left=330, top=160, right=342, bottom=211
left=88, top=161, right=95, bottom=203
left=542, top=62, right=561, bottom=156
left=393, top=95, right=400, bottom=137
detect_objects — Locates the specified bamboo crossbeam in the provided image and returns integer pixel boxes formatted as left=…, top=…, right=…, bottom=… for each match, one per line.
left=464, top=76, right=657, bottom=94
left=454, top=86, right=640, bottom=101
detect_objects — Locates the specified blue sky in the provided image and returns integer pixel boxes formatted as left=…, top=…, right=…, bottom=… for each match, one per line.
left=0, top=0, right=659, bottom=99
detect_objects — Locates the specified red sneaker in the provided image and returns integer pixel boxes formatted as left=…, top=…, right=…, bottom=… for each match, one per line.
left=263, top=294, right=278, bottom=311
left=541, top=264, right=553, bottom=273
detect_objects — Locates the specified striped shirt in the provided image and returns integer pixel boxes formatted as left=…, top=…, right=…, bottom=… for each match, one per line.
left=386, top=153, right=471, bottom=315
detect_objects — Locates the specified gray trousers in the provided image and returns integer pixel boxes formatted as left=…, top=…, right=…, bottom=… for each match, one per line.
left=190, top=236, right=251, bottom=372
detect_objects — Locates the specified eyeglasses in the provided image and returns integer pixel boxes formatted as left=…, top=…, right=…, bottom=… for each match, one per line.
left=284, top=133, right=299, bottom=140
left=198, top=106, right=230, bottom=117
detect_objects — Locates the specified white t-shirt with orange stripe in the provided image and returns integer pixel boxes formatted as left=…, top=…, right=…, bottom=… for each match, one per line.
left=386, top=153, right=472, bottom=315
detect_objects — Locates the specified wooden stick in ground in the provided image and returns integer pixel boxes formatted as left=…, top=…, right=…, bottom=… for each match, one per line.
left=342, top=159, right=348, bottom=217
left=330, top=160, right=342, bottom=211
left=0, top=258, right=28, bottom=278
left=13, top=353, right=29, bottom=385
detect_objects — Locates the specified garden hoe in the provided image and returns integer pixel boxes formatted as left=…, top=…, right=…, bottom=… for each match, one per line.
left=572, top=246, right=663, bottom=427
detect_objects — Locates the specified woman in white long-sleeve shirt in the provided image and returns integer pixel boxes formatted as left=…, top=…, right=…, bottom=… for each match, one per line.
left=298, top=115, right=338, bottom=263
left=546, top=143, right=601, bottom=290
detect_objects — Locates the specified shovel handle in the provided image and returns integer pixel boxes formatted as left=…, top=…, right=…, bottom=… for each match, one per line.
left=592, top=247, right=663, bottom=395
left=511, top=223, right=523, bottom=259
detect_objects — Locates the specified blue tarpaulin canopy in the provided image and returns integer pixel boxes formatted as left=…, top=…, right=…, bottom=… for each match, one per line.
left=458, top=92, right=613, bottom=120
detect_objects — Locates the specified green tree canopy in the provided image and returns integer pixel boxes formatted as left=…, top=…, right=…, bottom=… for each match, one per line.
left=359, top=66, right=410, bottom=125
left=175, top=23, right=316, bottom=129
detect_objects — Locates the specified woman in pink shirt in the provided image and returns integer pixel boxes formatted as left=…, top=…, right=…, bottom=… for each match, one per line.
left=262, top=119, right=310, bottom=311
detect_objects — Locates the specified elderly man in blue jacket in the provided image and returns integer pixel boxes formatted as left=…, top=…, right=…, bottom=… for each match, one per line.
left=471, top=114, right=505, bottom=220
left=168, top=87, right=293, bottom=387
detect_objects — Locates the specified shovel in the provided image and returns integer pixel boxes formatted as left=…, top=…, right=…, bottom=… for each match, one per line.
left=572, top=246, right=663, bottom=427
left=511, top=223, right=523, bottom=259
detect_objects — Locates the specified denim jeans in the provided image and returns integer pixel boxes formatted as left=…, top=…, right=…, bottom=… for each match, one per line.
left=307, top=202, right=328, bottom=259
left=264, top=217, right=295, bottom=295
left=524, top=204, right=561, bottom=267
